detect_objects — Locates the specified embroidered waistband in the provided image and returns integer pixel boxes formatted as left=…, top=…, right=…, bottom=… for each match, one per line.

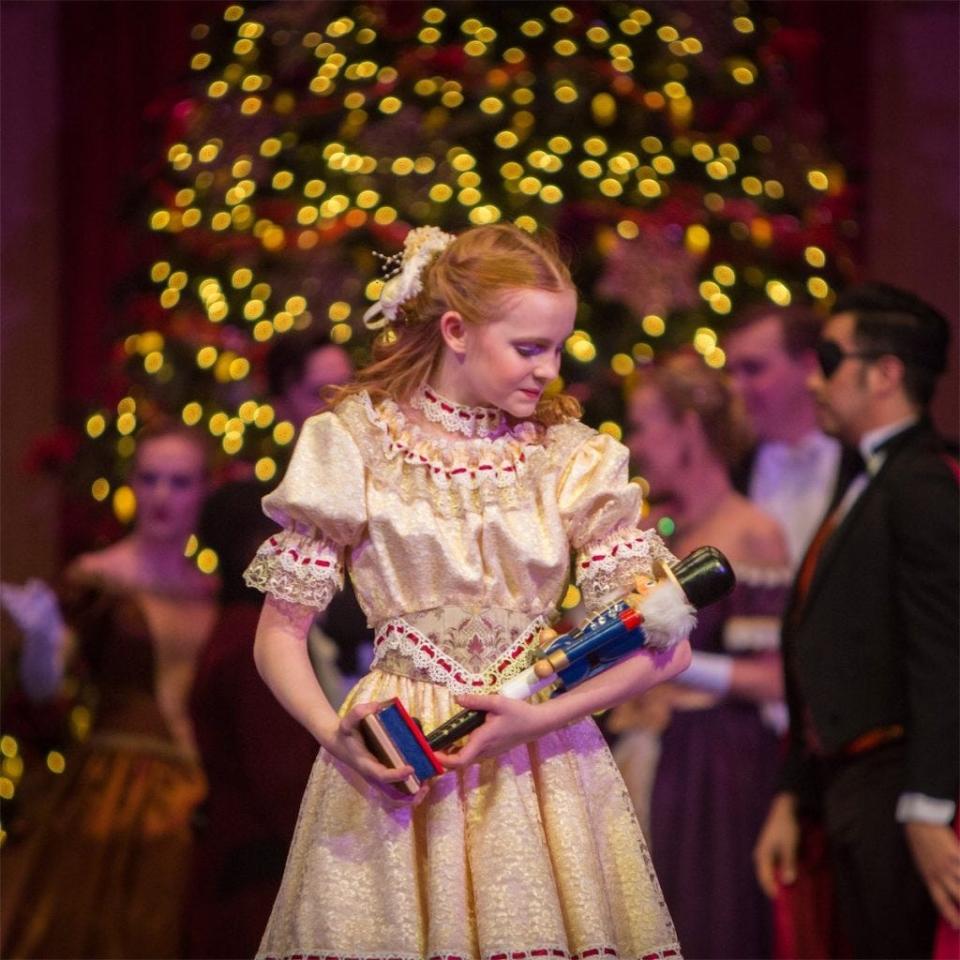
left=372, top=606, right=549, bottom=694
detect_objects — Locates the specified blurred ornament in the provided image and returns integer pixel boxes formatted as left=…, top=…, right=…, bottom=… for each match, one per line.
left=597, top=228, right=701, bottom=320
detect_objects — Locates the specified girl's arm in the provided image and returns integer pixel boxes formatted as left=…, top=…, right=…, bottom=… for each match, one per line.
left=254, top=596, right=428, bottom=801
left=438, top=636, right=692, bottom=768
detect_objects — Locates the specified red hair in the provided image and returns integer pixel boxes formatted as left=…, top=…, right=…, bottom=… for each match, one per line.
left=330, top=224, right=581, bottom=425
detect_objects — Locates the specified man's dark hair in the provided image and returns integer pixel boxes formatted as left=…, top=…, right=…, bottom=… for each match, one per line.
left=728, top=304, right=823, bottom=358
left=833, top=283, right=950, bottom=407
left=265, top=328, right=337, bottom=398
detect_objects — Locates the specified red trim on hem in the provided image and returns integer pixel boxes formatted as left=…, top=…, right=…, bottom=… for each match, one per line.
left=263, top=947, right=646, bottom=960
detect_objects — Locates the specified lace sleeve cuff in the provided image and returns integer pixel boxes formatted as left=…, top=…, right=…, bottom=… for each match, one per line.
left=576, top=526, right=677, bottom=614
left=243, top=530, right=344, bottom=612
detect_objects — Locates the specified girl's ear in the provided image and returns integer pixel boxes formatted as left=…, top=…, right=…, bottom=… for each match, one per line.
left=439, top=310, right=468, bottom=355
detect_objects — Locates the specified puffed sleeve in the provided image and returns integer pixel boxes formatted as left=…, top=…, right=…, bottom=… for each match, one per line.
left=243, top=412, right=367, bottom=612
left=721, top=564, right=792, bottom=653
left=557, top=429, right=675, bottom=613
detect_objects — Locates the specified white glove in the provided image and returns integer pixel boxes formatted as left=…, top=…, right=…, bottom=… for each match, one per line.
left=674, top=649, right=733, bottom=696
left=0, top=578, right=68, bottom=701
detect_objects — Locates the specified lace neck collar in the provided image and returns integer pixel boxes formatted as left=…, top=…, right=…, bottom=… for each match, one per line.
left=410, top=383, right=505, bottom=439
left=352, top=392, right=546, bottom=491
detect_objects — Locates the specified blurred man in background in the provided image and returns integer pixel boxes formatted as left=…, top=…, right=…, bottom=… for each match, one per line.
left=725, top=305, right=860, bottom=569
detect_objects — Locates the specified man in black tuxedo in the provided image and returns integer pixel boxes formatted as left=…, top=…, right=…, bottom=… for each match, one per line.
left=753, top=284, right=959, bottom=958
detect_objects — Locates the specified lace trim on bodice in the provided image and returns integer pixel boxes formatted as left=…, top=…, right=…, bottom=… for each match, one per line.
left=411, top=384, right=506, bottom=438
left=359, top=392, right=548, bottom=490
left=371, top=606, right=549, bottom=694
left=243, top=530, right=343, bottom=611
left=576, top=525, right=677, bottom=613
left=324, top=393, right=593, bottom=521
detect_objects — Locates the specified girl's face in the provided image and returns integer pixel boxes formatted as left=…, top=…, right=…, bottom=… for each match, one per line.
left=445, top=286, right=576, bottom=418
left=131, top=434, right=207, bottom=544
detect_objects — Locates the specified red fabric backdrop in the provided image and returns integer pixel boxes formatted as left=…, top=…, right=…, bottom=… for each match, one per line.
left=57, top=0, right=223, bottom=408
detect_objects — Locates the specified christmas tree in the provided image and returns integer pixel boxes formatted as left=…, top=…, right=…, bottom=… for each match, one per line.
left=76, top=0, right=858, bottom=546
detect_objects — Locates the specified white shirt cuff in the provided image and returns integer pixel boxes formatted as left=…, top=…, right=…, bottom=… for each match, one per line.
left=895, top=792, right=957, bottom=825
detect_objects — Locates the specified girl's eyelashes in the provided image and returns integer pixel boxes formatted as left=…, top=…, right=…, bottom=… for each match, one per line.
left=514, top=344, right=544, bottom=357
left=514, top=343, right=564, bottom=358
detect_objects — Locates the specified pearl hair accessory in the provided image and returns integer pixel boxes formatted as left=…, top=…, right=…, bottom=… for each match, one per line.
left=362, top=226, right=456, bottom=331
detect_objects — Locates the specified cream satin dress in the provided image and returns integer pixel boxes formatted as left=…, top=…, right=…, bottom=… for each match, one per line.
left=244, top=389, right=681, bottom=960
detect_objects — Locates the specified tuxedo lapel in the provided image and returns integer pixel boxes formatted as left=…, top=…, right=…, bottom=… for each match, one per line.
left=799, top=470, right=876, bottom=612
left=791, top=422, right=927, bottom=621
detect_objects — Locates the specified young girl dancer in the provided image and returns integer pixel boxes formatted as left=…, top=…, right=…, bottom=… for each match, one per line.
left=244, top=223, right=691, bottom=960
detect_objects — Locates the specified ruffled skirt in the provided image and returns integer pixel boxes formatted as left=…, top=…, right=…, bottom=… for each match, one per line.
left=258, top=670, right=680, bottom=960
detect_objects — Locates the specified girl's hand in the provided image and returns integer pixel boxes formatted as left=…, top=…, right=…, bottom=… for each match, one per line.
left=321, top=701, right=431, bottom=806
left=434, top=694, right=552, bottom=769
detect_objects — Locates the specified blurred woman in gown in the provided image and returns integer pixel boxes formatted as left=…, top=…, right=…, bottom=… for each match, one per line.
left=0, top=420, right=216, bottom=959
left=610, top=355, right=792, bottom=960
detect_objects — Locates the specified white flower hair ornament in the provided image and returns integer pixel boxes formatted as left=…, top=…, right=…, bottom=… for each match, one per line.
left=362, top=226, right=456, bottom=331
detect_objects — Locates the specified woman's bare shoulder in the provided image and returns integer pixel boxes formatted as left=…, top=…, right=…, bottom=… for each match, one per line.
left=68, top=542, right=215, bottom=601
left=732, top=499, right=790, bottom=568
left=67, top=542, right=132, bottom=581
